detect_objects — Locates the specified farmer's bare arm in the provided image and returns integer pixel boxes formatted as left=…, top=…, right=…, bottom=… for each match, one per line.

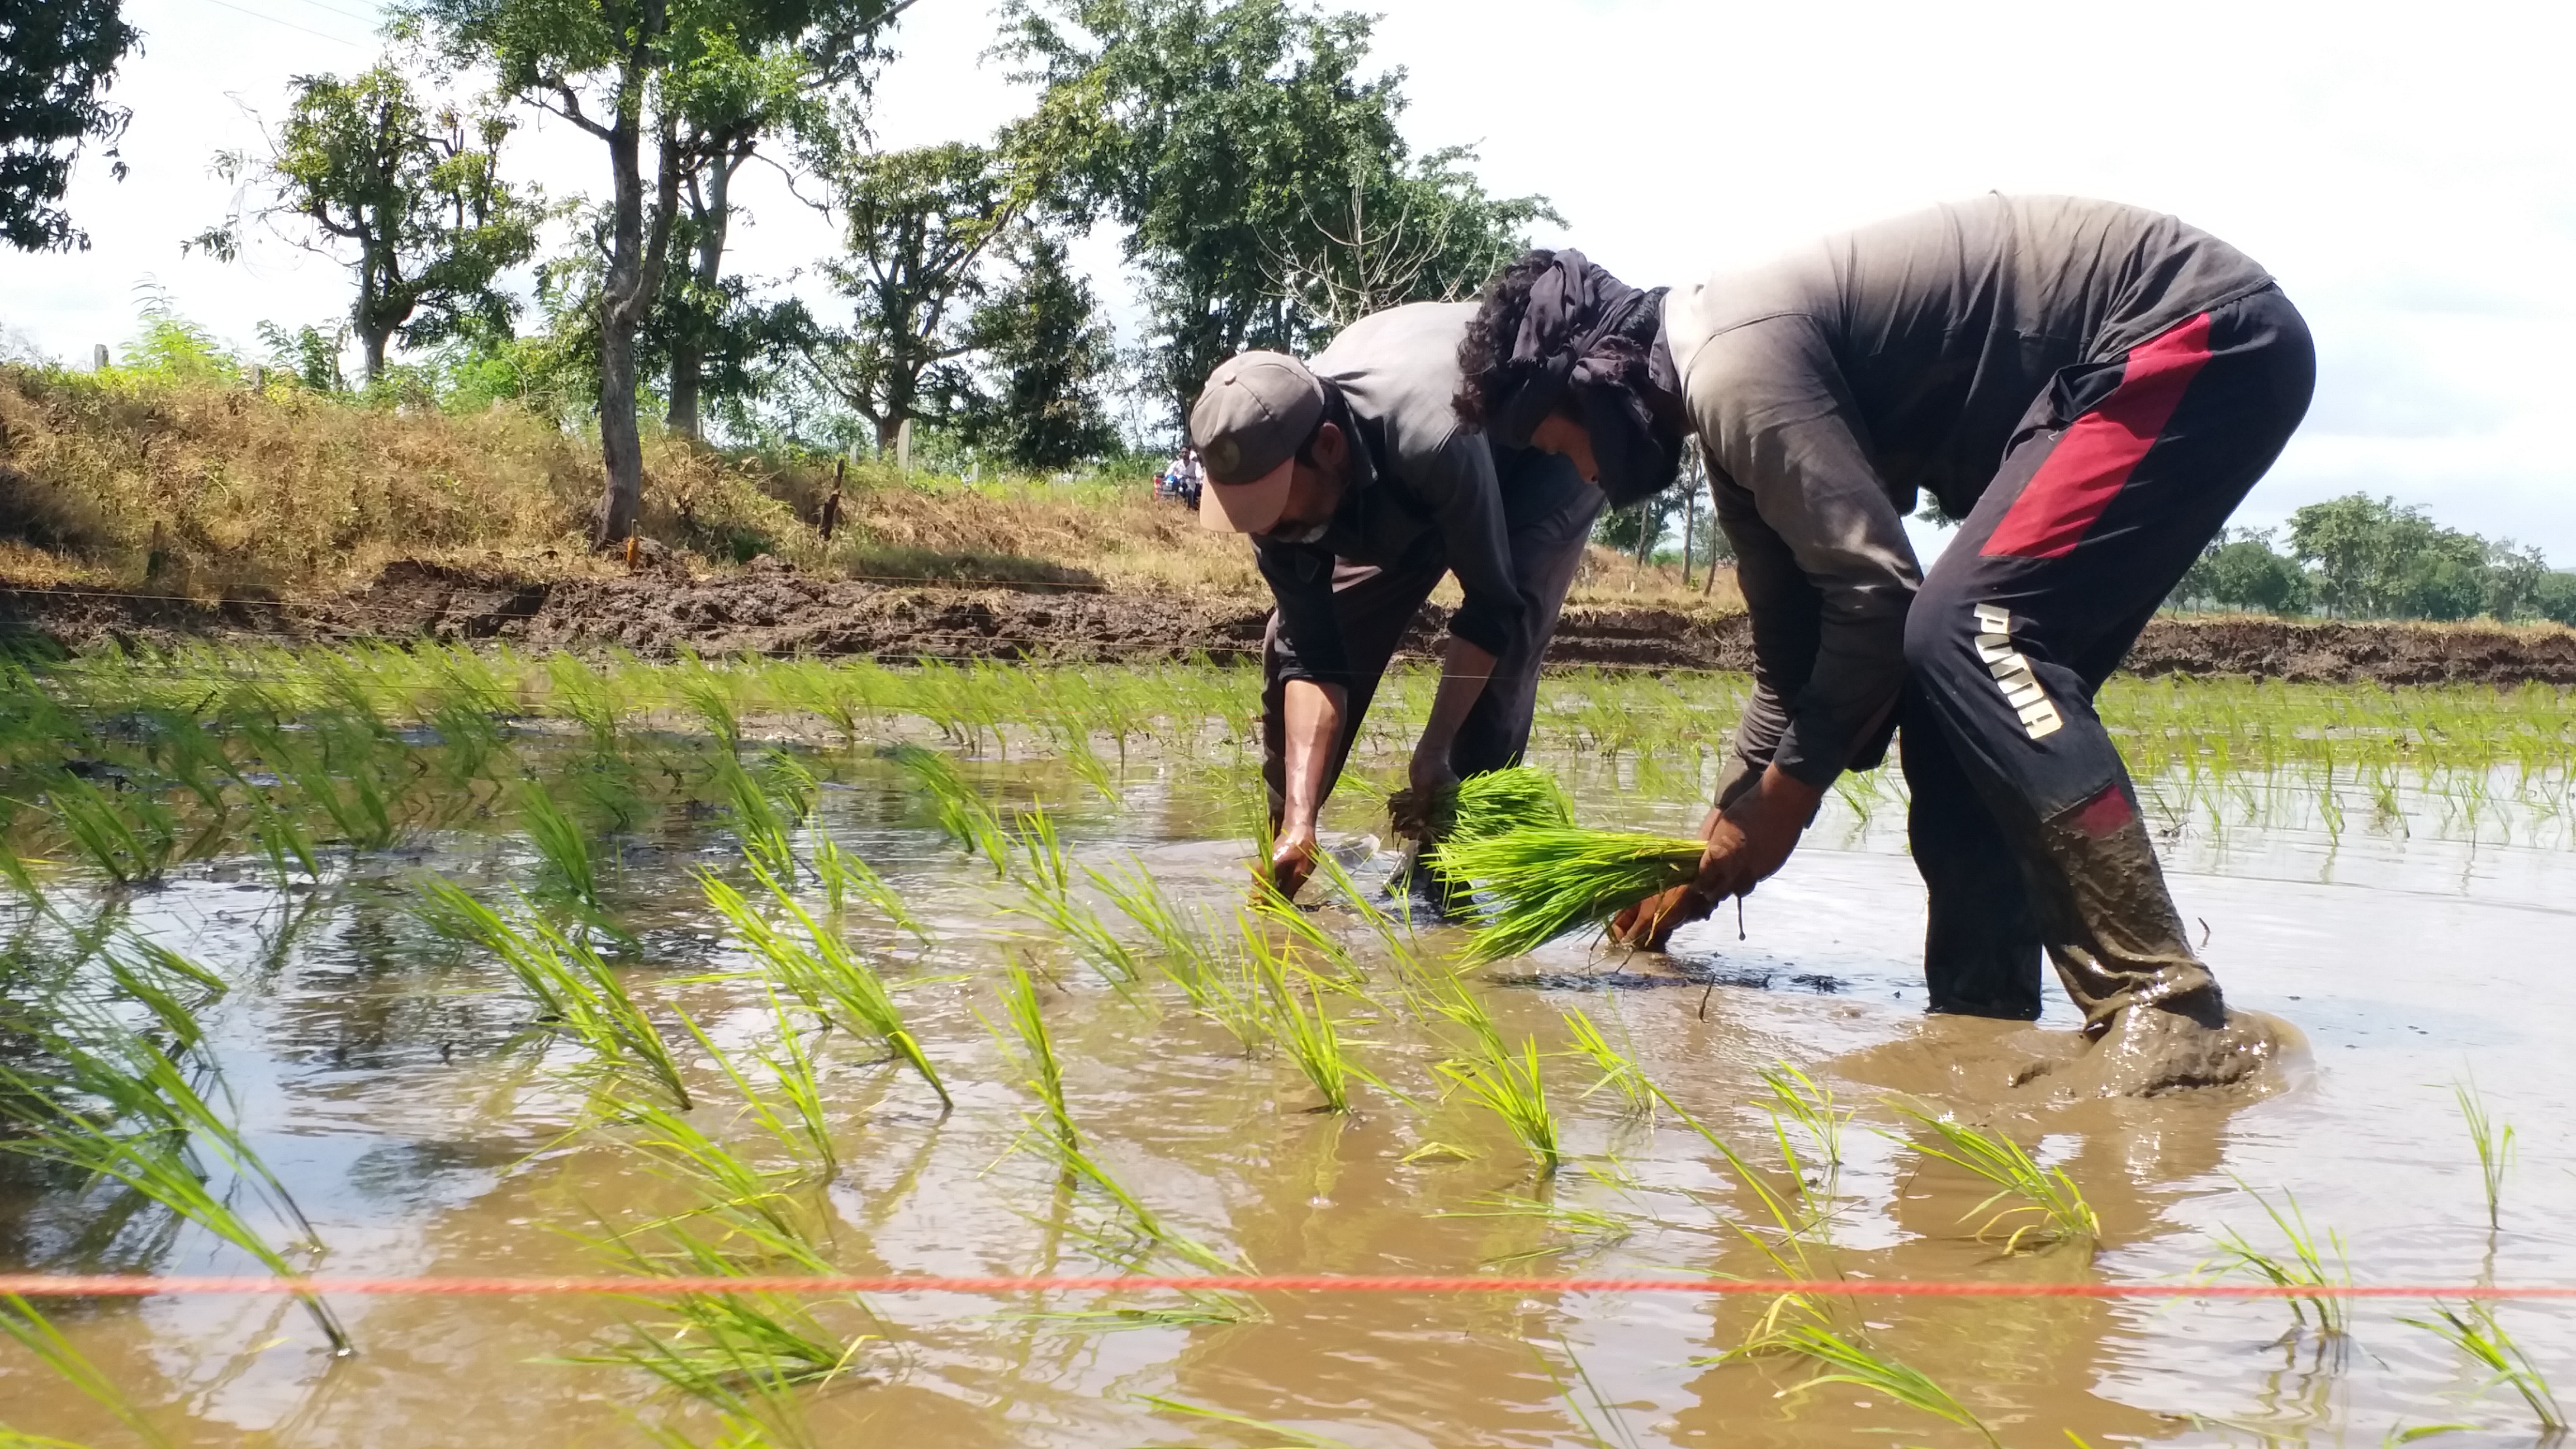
left=1271, top=678, right=1347, bottom=897
left=1612, top=764, right=1824, bottom=948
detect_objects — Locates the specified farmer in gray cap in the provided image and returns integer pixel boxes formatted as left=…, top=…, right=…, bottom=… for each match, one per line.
left=1192, top=302, right=1618, bottom=901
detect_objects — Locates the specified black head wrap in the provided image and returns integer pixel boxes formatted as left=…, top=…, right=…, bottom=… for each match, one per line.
left=1488, top=250, right=1685, bottom=508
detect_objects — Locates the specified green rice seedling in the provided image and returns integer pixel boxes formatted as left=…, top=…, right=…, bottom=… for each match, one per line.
left=517, top=780, right=604, bottom=911
left=250, top=717, right=404, bottom=851
left=885, top=744, right=1008, bottom=872
left=996, top=954, right=1076, bottom=1153
left=668, top=1000, right=836, bottom=1180
left=0, top=1036, right=352, bottom=1356
left=2203, top=1181, right=2350, bottom=1337
left=1887, top=1104, right=2096, bottom=1254
left=1561, top=1005, right=1651, bottom=1117
left=1, top=1292, right=169, bottom=1447
left=414, top=878, right=692, bottom=1108
left=1644, top=1078, right=1832, bottom=1282
left=34, top=770, right=179, bottom=885
left=1137, top=1396, right=1365, bottom=1448
left=699, top=868, right=950, bottom=1110
left=713, top=754, right=804, bottom=881
left=1761, top=1064, right=1847, bottom=1171
left=677, top=665, right=745, bottom=754
left=1435, top=827, right=1706, bottom=964
left=1444, top=764, right=1575, bottom=841
left=547, top=653, right=627, bottom=754
left=2401, top=1300, right=2565, bottom=1431
left=1429, top=980, right=1560, bottom=1176
left=1003, top=804, right=1144, bottom=992
left=1771, top=1323, right=1999, bottom=1446
left=235, top=771, right=320, bottom=884
left=811, top=837, right=930, bottom=948
left=2457, top=1077, right=2513, bottom=1230
left=1244, top=926, right=1358, bottom=1112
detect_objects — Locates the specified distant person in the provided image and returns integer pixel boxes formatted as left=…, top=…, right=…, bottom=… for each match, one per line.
left=1457, top=197, right=2314, bottom=1091
left=1191, top=302, right=1637, bottom=903
left=1177, top=444, right=1205, bottom=508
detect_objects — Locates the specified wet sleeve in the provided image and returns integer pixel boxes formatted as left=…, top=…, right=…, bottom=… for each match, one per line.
left=1687, top=317, right=1920, bottom=789
left=1408, top=428, right=1524, bottom=658
left=1254, top=539, right=1351, bottom=690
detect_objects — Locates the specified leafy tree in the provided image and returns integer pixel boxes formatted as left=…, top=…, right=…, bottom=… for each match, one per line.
left=191, top=65, right=542, bottom=383
left=2288, top=494, right=2489, bottom=618
left=255, top=319, right=351, bottom=392
left=996, top=0, right=1552, bottom=428
left=1, top=0, right=142, bottom=251
left=2174, top=527, right=2311, bottom=614
left=2531, top=570, right=2576, bottom=628
left=802, top=141, right=1022, bottom=456
left=396, top=0, right=904, bottom=545
left=955, top=225, right=1122, bottom=469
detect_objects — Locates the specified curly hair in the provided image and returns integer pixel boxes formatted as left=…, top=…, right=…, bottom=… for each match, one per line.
left=1452, top=249, right=1561, bottom=429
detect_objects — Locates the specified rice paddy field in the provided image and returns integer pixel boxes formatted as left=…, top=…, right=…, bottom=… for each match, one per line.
left=1, top=645, right=2573, bottom=1446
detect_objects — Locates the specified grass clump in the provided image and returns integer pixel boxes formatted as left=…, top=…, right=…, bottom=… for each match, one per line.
left=1434, top=827, right=1704, bottom=964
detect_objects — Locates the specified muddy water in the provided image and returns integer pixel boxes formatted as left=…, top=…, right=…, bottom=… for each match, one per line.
left=4, top=738, right=2575, bottom=1447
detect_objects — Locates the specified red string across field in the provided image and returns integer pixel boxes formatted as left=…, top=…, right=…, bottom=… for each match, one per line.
left=0, top=1273, right=2563, bottom=1302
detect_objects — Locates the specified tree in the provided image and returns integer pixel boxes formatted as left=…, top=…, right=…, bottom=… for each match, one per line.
left=191, top=65, right=542, bottom=384
left=802, top=141, right=1021, bottom=456
left=2174, top=528, right=2311, bottom=614
left=997, top=0, right=1552, bottom=429
left=1, top=0, right=141, bottom=252
left=397, top=0, right=905, bottom=546
left=2289, top=494, right=2487, bottom=618
left=956, top=226, right=1122, bottom=470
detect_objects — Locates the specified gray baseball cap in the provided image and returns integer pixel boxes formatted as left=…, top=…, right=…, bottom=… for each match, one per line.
left=1189, top=350, right=1326, bottom=533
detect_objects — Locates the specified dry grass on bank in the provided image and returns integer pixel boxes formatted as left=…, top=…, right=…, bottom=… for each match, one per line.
left=0, top=363, right=1741, bottom=617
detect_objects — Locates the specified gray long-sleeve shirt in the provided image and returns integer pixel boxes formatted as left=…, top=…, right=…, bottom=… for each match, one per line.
left=1259, top=302, right=1590, bottom=689
left=1663, top=195, right=2274, bottom=789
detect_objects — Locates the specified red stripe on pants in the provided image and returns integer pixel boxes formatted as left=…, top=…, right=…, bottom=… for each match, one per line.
left=1982, top=312, right=2215, bottom=560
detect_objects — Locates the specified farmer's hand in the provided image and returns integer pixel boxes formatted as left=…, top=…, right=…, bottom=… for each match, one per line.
left=1610, top=766, right=1824, bottom=950
left=1389, top=750, right=1460, bottom=841
left=1265, top=820, right=1320, bottom=902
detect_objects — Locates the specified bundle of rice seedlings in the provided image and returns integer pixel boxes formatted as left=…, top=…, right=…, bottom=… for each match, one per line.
left=1434, top=827, right=1704, bottom=965
left=1386, top=764, right=1573, bottom=843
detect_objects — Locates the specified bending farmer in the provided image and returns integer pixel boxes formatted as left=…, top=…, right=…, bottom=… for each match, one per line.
left=1458, top=197, right=2314, bottom=1074
left=1191, top=302, right=1628, bottom=901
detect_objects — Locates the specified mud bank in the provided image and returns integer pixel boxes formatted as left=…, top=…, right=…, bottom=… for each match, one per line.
left=8, top=559, right=2576, bottom=685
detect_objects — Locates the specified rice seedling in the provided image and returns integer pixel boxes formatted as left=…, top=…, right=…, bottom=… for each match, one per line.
left=2401, top=1300, right=2565, bottom=1431
left=1760, top=1064, right=1847, bottom=1171
left=517, top=779, right=604, bottom=912
left=2456, top=1077, right=2513, bottom=1230
left=714, top=755, right=801, bottom=882
left=1533, top=1338, right=1646, bottom=1449
left=1, top=1293, right=169, bottom=1447
left=676, top=665, right=746, bottom=754
left=414, top=878, right=692, bottom=1109
left=995, top=954, right=1074, bottom=1154
left=1134, top=1397, right=1364, bottom=1449
left=810, top=837, right=931, bottom=949
left=1434, top=827, right=1707, bottom=964
left=699, top=868, right=950, bottom=1110
left=1003, top=803, right=1145, bottom=992
left=31, top=769, right=179, bottom=886
left=886, top=744, right=1008, bottom=873
left=1561, top=1005, right=1651, bottom=1117
left=1429, top=980, right=1560, bottom=1176
left=2202, top=1181, right=2351, bottom=1337
left=0, top=1025, right=352, bottom=1355
left=1769, top=1323, right=1999, bottom=1446
left=547, top=652, right=628, bottom=754
left=1886, top=1104, right=2097, bottom=1254
left=1243, top=924, right=1361, bottom=1112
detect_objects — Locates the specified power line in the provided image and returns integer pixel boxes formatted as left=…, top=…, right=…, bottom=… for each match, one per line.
left=197, top=0, right=367, bottom=48
left=271, top=0, right=387, bottom=29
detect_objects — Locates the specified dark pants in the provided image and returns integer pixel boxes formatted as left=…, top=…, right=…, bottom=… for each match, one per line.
left=1261, top=483, right=1605, bottom=822
left=1902, top=286, right=2316, bottom=1024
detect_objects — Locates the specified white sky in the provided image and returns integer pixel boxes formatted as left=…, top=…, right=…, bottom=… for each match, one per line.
left=4, top=0, right=2571, bottom=559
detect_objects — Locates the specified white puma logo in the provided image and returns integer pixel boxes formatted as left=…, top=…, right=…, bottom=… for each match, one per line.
left=1972, top=604, right=2063, bottom=740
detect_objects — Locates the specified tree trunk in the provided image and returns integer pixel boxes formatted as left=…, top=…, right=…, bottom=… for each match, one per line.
left=359, top=326, right=391, bottom=386
left=590, top=85, right=682, bottom=549
left=666, top=143, right=743, bottom=441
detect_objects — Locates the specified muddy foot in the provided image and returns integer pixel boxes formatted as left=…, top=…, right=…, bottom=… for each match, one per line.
left=2055, top=1004, right=2303, bottom=1097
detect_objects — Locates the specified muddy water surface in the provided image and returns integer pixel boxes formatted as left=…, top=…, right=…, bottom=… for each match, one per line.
left=3, top=740, right=2573, bottom=1448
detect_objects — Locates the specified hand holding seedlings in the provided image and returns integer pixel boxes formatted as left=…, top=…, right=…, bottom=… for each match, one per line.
left=1610, top=765, right=1822, bottom=948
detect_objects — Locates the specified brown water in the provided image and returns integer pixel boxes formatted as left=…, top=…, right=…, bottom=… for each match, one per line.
left=4, top=741, right=2574, bottom=1448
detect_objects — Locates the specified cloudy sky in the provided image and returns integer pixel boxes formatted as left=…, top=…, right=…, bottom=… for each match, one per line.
left=5, top=0, right=2570, bottom=557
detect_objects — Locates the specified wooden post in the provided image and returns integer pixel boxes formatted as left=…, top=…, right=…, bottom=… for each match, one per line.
left=895, top=418, right=912, bottom=475
left=1680, top=473, right=1698, bottom=589
left=91, top=344, right=108, bottom=372
left=249, top=364, right=266, bottom=392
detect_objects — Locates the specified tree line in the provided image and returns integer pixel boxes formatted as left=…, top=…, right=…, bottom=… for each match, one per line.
left=4, top=0, right=1552, bottom=546
left=2172, top=495, right=2576, bottom=625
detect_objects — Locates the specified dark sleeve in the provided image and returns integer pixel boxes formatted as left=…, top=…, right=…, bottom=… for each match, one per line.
left=1685, top=316, right=1919, bottom=789
left=1405, top=428, right=1523, bottom=657
left=1254, top=539, right=1351, bottom=690
left=1709, top=458, right=1821, bottom=787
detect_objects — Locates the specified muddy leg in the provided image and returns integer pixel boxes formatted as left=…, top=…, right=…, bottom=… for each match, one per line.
left=1898, top=689, right=2045, bottom=1020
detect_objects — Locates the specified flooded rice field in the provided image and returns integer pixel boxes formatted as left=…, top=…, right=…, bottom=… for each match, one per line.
left=1, top=647, right=2573, bottom=1447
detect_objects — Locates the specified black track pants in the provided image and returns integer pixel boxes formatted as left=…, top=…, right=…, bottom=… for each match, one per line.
left=1901, top=285, right=2316, bottom=1022
left=1261, top=479, right=1604, bottom=825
